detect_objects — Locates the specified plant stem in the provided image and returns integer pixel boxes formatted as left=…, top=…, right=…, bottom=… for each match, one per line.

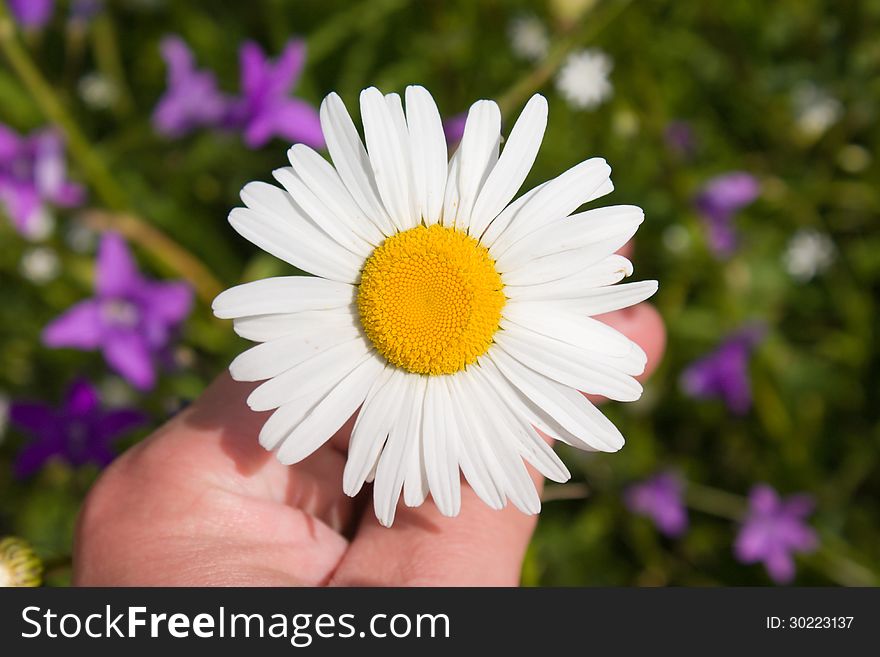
left=80, top=210, right=224, bottom=302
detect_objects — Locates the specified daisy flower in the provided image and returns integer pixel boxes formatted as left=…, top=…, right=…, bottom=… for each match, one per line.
left=555, top=49, right=613, bottom=110
left=214, top=86, right=657, bottom=526
left=509, top=15, right=549, bottom=62
left=782, top=229, right=834, bottom=282
left=0, top=537, right=42, bottom=587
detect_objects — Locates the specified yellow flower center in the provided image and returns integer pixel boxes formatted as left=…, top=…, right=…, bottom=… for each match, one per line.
left=358, top=224, right=506, bottom=375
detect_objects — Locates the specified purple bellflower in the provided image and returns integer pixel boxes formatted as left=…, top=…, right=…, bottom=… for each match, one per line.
left=0, top=125, right=85, bottom=238
left=152, top=36, right=229, bottom=138
left=443, top=112, right=467, bottom=146
left=9, top=0, right=54, bottom=30
left=681, top=325, right=765, bottom=415
left=694, top=172, right=760, bottom=256
left=9, top=379, right=147, bottom=478
left=625, top=471, right=689, bottom=537
left=735, top=484, right=818, bottom=584
left=225, top=39, right=324, bottom=149
left=42, top=233, right=193, bottom=390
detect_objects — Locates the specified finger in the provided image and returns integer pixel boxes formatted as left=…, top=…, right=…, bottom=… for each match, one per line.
left=74, top=374, right=354, bottom=585
left=157, top=373, right=355, bottom=530
left=329, top=467, right=544, bottom=587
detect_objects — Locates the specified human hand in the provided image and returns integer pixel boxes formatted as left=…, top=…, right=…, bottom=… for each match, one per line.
left=73, top=300, right=664, bottom=586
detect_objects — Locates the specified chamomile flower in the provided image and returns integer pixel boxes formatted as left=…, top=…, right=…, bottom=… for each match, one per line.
left=509, top=15, right=549, bottom=61
left=555, top=49, right=613, bottom=110
left=214, top=86, right=656, bottom=526
left=0, top=537, right=42, bottom=587
left=783, top=229, right=834, bottom=282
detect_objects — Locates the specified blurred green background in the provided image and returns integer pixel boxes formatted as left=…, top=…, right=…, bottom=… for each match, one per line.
left=1, top=0, right=878, bottom=586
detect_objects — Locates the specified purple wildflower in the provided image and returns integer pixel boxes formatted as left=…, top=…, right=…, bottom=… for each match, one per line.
left=443, top=112, right=467, bottom=146
left=42, top=233, right=193, bottom=390
left=664, top=120, right=696, bottom=158
left=9, top=0, right=54, bottom=29
left=735, top=484, right=818, bottom=584
left=681, top=325, right=765, bottom=414
left=9, top=378, right=147, bottom=478
left=152, top=36, right=229, bottom=138
left=0, top=125, right=85, bottom=238
left=694, top=172, right=760, bottom=256
left=625, top=471, right=689, bottom=537
left=224, top=39, right=324, bottom=149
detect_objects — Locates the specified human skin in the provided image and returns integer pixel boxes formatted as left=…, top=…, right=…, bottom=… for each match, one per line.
left=73, top=294, right=665, bottom=586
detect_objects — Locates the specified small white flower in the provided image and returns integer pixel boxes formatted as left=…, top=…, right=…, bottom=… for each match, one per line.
left=78, top=73, right=120, bottom=110
left=20, top=247, right=59, bottom=284
left=555, top=49, right=613, bottom=110
left=509, top=15, right=549, bottom=61
left=792, top=82, right=842, bottom=139
left=783, top=229, right=835, bottom=282
left=99, top=377, right=137, bottom=408
left=215, top=86, right=655, bottom=526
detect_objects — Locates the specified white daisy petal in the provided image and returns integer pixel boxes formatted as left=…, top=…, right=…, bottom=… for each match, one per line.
left=229, top=322, right=363, bottom=382
left=495, top=327, right=642, bottom=401
left=496, top=205, right=643, bottom=273
left=504, top=255, right=634, bottom=300
left=259, top=386, right=332, bottom=452
left=271, top=167, right=373, bottom=258
left=232, top=307, right=357, bottom=343
left=444, top=376, right=505, bottom=509
left=403, top=377, right=430, bottom=507
left=485, top=158, right=611, bottom=255
left=489, top=350, right=624, bottom=452
left=562, top=279, right=659, bottom=315
left=469, top=94, right=548, bottom=237
left=421, top=377, right=461, bottom=516
left=448, top=99, right=501, bottom=232
left=405, top=85, right=447, bottom=224
left=440, top=148, right=462, bottom=227
left=212, top=277, right=355, bottom=319
left=234, top=183, right=363, bottom=282
left=462, top=371, right=541, bottom=515
left=478, top=357, right=598, bottom=451
left=501, top=318, right=646, bottom=376
left=470, top=365, right=570, bottom=483
left=319, top=92, right=395, bottom=235
left=477, top=180, right=546, bottom=246
left=500, top=234, right=629, bottom=286
left=247, top=338, right=371, bottom=412
left=360, top=87, right=419, bottom=232
left=502, top=301, right=641, bottom=359
left=286, top=144, right=386, bottom=245
left=374, top=376, right=423, bottom=527
left=275, top=355, right=385, bottom=465
left=344, top=367, right=403, bottom=496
